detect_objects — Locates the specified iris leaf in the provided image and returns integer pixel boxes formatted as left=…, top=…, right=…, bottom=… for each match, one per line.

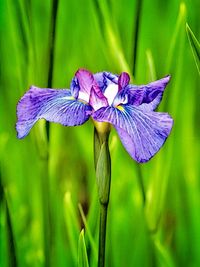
left=78, top=229, right=89, bottom=267
left=186, top=23, right=200, bottom=74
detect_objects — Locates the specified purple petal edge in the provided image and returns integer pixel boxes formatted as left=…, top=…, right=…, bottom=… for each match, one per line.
left=16, top=86, right=92, bottom=139
left=127, top=75, right=171, bottom=110
left=92, top=105, right=173, bottom=163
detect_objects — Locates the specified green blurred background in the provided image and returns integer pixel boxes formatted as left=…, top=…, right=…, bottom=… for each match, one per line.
left=0, top=0, right=199, bottom=266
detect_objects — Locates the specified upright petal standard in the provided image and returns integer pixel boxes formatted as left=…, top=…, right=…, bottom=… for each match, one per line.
left=16, top=69, right=173, bottom=163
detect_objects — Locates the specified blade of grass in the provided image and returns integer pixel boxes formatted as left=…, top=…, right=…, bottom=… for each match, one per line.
left=145, top=1, right=187, bottom=232
left=186, top=23, right=200, bottom=74
left=146, top=49, right=157, bottom=81
left=93, top=0, right=131, bottom=73
left=166, top=2, right=186, bottom=72
left=5, top=196, right=18, bottom=267
left=47, top=0, right=59, bottom=88
left=78, top=203, right=98, bottom=262
left=153, top=238, right=176, bottom=267
left=132, top=0, right=143, bottom=76
left=63, top=192, right=80, bottom=263
left=46, top=0, right=59, bottom=140
left=78, top=229, right=89, bottom=267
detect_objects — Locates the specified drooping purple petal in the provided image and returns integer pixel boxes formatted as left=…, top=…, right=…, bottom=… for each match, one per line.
left=16, top=86, right=92, bottom=139
left=118, top=72, right=130, bottom=91
left=126, top=75, right=171, bottom=111
left=92, top=105, right=173, bottom=163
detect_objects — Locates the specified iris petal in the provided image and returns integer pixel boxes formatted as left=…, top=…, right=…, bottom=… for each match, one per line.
left=126, top=75, right=171, bottom=111
left=92, top=105, right=173, bottom=163
left=118, top=72, right=130, bottom=91
left=89, top=86, right=108, bottom=111
left=74, top=69, right=96, bottom=102
left=94, top=72, right=118, bottom=93
left=70, top=77, right=79, bottom=99
left=16, top=86, right=92, bottom=139
left=103, top=83, right=119, bottom=106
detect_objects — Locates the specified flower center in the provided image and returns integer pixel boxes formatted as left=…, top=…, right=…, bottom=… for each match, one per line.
left=78, top=91, right=90, bottom=103
left=103, top=83, right=118, bottom=106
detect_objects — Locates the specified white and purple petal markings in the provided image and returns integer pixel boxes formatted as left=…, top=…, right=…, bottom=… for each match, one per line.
left=16, top=68, right=173, bottom=163
left=75, top=68, right=96, bottom=103
left=16, top=86, right=92, bottom=139
left=92, top=105, right=173, bottom=163
left=126, top=75, right=171, bottom=111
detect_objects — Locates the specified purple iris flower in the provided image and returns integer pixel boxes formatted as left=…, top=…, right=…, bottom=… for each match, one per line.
left=16, top=69, right=173, bottom=163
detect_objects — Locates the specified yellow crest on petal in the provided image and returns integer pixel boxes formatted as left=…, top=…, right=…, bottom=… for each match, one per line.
left=116, top=105, right=124, bottom=112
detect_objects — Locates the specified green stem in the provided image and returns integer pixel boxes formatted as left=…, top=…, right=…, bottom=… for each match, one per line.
left=98, top=204, right=108, bottom=267
left=94, top=125, right=111, bottom=267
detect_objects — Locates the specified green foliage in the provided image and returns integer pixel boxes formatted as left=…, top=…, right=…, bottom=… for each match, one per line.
left=0, top=0, right=199, bottom=267
left=186, top=23, right=200, bottom=74
left=78, top=229, right=89, bottom=267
